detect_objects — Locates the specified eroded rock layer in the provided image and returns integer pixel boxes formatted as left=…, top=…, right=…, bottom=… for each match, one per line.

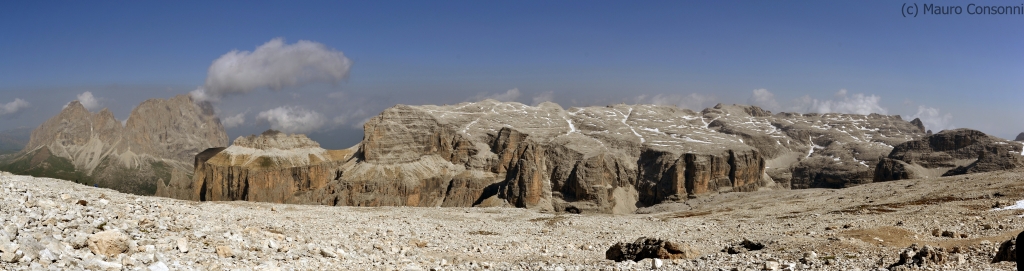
left=874, top=129, right=1024, bottom=182
left=203, top=101, right=918, bottom=213
left=186, top=131, right=353, bottom=203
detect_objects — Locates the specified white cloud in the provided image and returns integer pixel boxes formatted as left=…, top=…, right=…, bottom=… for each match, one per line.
left=912, top=105, right=954, bottom=132
left=834, top=88, right=848, bottom=98
left=813, top=93, right=886, bottom=115
left=532, top=91, right=554, bottom=105
left=789, top=90, right=887, bottom=115
left=77, top=91, right=101, bottom=111
left=256, top=106, right=326, bottom=134
left=474, top=88, right=521, bottom=102
left=0, top=98, right=29, bottom=116
left=190, top=38, right=353, bottom=102
left=747, top=89, right=780, bottom=111
left=222, top=113, right=246, bottom=128
left=327, top=91, right=346, bottom=99
left=636, top=93, right=717, bottom=110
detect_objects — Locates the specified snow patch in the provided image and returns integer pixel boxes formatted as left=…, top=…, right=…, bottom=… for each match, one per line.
left=993, top=199, right=1024, bottom=217
left=564, top=115, right=577, bottom=135
left=461, top=118, right=480, bottom=136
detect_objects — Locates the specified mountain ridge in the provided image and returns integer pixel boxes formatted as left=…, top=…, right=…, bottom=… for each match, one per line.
left=0, top=95, right=228, bottom=194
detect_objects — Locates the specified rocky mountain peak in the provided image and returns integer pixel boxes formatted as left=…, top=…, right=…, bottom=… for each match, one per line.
left=910, top=118, right=926, bottom=133
left=5, top=94, right=228, bottom=195
left=1016, top=132, right=1024, bottom=142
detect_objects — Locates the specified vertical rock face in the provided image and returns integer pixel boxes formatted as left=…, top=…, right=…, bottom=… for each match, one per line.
left=185, top=131, right=352, bottom=203
left=301, top=101, right=920, bottom=213
left=2, top=95, right=228, bottom=195
left=189, top=101, right=927, bottom=213
left=874, top=129, right=1024, bottom=181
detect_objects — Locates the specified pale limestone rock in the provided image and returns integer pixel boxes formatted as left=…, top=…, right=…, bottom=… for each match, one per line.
left=87, top=230, right=129, bottom=257
left=216, top=245, right=233, bottom=258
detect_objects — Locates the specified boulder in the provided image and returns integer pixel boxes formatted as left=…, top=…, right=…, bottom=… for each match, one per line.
left=605, top=237, right=700, bottom=262
left=890, top=244, right=947, bottom=268
left=87, top=230, right=129, bottom=257
left=991, top=234, right=1017, bottom=264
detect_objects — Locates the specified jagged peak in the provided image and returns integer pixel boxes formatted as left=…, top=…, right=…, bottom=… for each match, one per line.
left=62, top=100, right=88, bottom=112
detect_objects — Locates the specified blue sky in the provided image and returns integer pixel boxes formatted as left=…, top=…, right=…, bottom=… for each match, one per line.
left=1, top=1, right=1021, bottom=148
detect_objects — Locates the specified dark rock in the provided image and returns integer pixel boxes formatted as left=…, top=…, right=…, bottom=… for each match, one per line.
left=943, top=145, right=1024, bottom=176
left=723, top=238, right=765, bottom=254
left=991, top=234, right=1016, bottom=264
left=1019, top=231, right=1024, bottom=271
left=890, top=244, right=946, bottom=268
left=874, top=158, right=915, bottom=182
left=1016, top=132, right=1024, bottom=142
left=910, top=118, right=926, bottom=133
left=875, top=129, right=1024, bottom=182
left=606, top=237, right=700, bottom=262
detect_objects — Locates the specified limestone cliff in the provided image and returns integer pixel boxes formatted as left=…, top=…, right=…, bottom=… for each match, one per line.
left=312, top=101, right=923, bottom=213
left=182, top=131, right=353, bottom=203
left=190, top=100, right=927, bottom=213
left=874, top=129, right=1024, bottom=182
left=1, top=95, right=228, bottom=195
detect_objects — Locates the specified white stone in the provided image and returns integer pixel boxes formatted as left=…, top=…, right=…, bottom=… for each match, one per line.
left=148, top=261, right=170, bottom=271
left=176, top=238, right=188, bottom=253
left=652, top=258, right=664, bottom=269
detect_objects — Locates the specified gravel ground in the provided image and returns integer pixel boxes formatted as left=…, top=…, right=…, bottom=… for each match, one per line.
left=1, top=169, right=1022, bottom=270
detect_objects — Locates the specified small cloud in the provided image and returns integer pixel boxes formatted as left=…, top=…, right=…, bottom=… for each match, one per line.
left=327, top=92, right=346, bottom=99
left=834, top=89, right=848, bottom=98
left=222, top=113, right=246, bottom=128
left=190, top=38, right=353, bottom=102
left=473, top=88, right=521, bottom=102
left=256, top=106, right=326, bottom=134
left=77, top=91, right=102, bottom=111
left=332, top=108, right=369, bottom=125
left=350, top=117, right=372, bottom=129
left=790, top=90, right=887, bottom=115
left=636, top=93, right=716, bottom=110
left=0, top=98, right=30, bottom=116
left=531, top=91, right=554, bottom=105
left=912, top=105, right=954, bottom=132
left=747, top=89, right=780, bottom=111
left=814, top=93, right=886, bottom=115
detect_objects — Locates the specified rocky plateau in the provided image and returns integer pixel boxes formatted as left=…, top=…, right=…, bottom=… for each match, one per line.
left=173, top=100, right=949, bottom=214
